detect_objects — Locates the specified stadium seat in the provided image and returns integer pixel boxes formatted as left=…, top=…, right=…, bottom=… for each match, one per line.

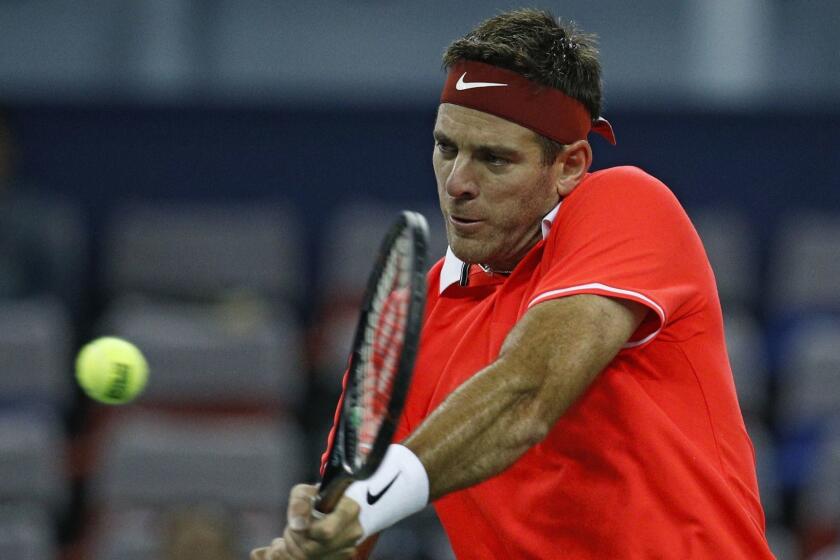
left=774, top=316, right=840, bottom=495
left=318, top=201, right=447, bottom=299
left=0, top=408, right=66, bottom=509
left=318, top=201, right=401, bottom=301
left=88, top=508, right=157, bottom=560
left=312, top=201, right=446, bottom=384
left=90, top=411, right=304, bottom=510
left=764, top=523, right=798, bottom=560
left=102, top=201, right=304, bottom=303
left=0, top=504, right=58, bottom=560
left=776, top=317, right=840, bottom=428
left=691, top=207, right=759, bottom=307
left=375, top=505, right=455, bottom=560
left=769, top=211, right=840, bottom=313
left=98, top=296, right=304, bottom=408
left=0, top=194, right=88, bottom=318
left=745, top=419, right=782, bottom=523
left=85, top=411, right=301, bottom=558
left=724, top=309, right=769, bottom=416
left=0, top=297, right=72, bottom=406
left=90, top=505, right=263, bottom=560
left=812, top=545, right=840, bottom=560
left=799, top=424, right=840, bottom=535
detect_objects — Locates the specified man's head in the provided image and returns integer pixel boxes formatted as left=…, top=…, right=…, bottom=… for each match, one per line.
left=434, top=9, right=602, bottom=270
left=443, top=9, right=603, bottom=164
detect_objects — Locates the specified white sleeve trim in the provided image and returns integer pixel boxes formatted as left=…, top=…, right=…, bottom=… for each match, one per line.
left=527, top=282, right=666, bottom=349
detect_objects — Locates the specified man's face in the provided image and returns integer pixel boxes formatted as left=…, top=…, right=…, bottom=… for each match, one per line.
left=433, top=103, right=561, bottom=271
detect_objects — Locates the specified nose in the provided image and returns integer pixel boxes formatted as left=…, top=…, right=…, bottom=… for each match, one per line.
left=445, top=154, right=479, bottom=199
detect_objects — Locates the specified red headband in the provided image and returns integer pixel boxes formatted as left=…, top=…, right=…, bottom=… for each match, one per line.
left=440, top=60, right=616, bottom=145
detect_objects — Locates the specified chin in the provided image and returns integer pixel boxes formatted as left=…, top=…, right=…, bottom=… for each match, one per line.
left=448, top=238, right=490, bottom=264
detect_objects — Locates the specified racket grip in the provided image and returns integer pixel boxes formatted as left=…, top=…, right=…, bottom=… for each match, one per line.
left=314, top=477, right=354, bottom=515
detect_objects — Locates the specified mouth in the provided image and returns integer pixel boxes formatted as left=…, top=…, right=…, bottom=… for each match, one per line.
left=449, top=214, right=482, bottom=225
left=448, top=214, right=484, bottom=232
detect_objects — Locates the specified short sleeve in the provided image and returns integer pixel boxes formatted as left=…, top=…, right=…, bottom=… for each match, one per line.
left=529, top=166, right=710, bottom=348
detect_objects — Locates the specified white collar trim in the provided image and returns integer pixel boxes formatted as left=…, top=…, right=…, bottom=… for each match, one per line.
left=439, top=201, right=562, bottom=294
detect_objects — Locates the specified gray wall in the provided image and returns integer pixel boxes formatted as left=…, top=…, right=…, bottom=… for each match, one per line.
left=1, top=0, right=838, bottom=108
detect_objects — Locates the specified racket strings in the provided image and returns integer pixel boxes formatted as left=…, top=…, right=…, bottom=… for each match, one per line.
left=354, top=232, right=413, bottom=466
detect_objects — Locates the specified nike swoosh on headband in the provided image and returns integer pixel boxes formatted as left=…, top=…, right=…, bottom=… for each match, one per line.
left=455, top=72, right=508, bottom=90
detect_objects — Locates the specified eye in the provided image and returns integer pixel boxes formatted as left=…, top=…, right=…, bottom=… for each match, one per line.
left=485, top=153, right=509, bottom=167
left=436, top=141, right=457, bottom=157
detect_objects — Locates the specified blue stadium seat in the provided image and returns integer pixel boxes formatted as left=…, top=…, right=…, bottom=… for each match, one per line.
left=764, top=523, right=798, bottom=560
left=0, top=194, right=88, bottom=317
left=691, top=207, right=759, bottom=308
left=0, top=297, right=72, bottom=407
left=745, top=419, right=782, bottom=523
left=0, top=504, right=58, bottom=560
left=776, top=317, right=840, bottom=428
left=89, top=505, right=269, bottom=560
left=774, top=316, right=840, bottom=490
left=812, top=545, right=840, bottom=560
left=798, top=424, right=840, bottom=537
left=102, top=201, right=304, bottom=304
left=312, top=201, right=446, bottom=385
left=318, top=201, right=401, bottom=301
left=769, top=212, right=840, bottom=314
left=724, top=309, right=770, bottom=416
left=375, top=505, right=455, bottom=560
left=98, top=296, right=305, bottom=409
left=90, top=411, right=304, bottom=511
left=0, top=408, right=66, bottom=510
left=0, top=409, right=66, bottom=560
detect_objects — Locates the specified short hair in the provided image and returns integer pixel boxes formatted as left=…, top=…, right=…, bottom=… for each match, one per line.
left=443, top=9, right=603, bottom=164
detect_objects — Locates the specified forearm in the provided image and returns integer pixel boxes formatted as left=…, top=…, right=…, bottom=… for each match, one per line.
left=404, top=356, right=550, bottom=499
left=403, top=295, right=644, bottom=500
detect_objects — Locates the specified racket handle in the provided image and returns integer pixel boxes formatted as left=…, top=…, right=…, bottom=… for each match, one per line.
left=314, top=477, right=354, bottom=516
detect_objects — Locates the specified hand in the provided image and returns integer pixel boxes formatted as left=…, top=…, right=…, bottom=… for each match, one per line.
left=251, top=537, right=288, bottom=560
left=250, top=483, right=364, bottom=560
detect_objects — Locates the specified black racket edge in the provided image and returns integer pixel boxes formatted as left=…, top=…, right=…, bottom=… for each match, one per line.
left=314, top=210, right=429, bottom=515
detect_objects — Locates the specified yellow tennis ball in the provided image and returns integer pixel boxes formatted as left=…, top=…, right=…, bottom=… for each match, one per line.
left=75, top=337, right=149, bottom=404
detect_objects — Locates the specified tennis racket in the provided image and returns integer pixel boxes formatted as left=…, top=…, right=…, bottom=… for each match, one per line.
left=315, top=210, right=429, bottom=515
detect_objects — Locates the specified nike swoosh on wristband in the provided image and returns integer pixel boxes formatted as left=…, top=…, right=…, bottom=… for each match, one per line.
left=455, top=72, right=508, bottom=90
left=366, top=472, right=401, bottom=505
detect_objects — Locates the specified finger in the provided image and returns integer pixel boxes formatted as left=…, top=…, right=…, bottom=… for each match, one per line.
left=322, top=547, right=357, bottom=560
left=287, top=484, right=318, bottom=532
left=285, top=521, right=351, bottom=559
left=267, top=537, right=291, bottom=560
left=308, top=495, right=362, bottom=544
left=308, top=514, right=363, bottom=552
left=330, top=518, right=365, bottom=551
left=250, top=547, right=269, bottom=560
left=283, top=525, right=310, bottom=560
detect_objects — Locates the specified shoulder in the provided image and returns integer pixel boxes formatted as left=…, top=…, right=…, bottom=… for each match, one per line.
left=576, top=166, right=676, bottom=203
left=561, top=166, right=685, bottom=222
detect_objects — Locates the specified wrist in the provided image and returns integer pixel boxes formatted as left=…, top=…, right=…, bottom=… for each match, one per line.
left=344, top=444, right=429, bottom=541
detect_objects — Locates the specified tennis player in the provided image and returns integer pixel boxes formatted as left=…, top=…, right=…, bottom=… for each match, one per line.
left=253, top=9, right=774, bottom=559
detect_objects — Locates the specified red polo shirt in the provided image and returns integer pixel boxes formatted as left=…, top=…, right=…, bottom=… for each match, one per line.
left=391, top=166, right=772, bottom=558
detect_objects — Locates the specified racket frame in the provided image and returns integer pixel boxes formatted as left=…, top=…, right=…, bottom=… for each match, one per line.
left=315, top=210, right=428, bottom=514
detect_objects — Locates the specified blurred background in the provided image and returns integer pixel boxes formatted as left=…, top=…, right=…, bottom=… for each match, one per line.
left=0, top=1, right=838, bottom=558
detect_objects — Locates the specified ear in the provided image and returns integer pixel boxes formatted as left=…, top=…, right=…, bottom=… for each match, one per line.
left=553, top=139, right=593, bottom=197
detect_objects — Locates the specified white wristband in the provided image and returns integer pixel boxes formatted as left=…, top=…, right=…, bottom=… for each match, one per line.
left=344, top=444, right=429, bottom=542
